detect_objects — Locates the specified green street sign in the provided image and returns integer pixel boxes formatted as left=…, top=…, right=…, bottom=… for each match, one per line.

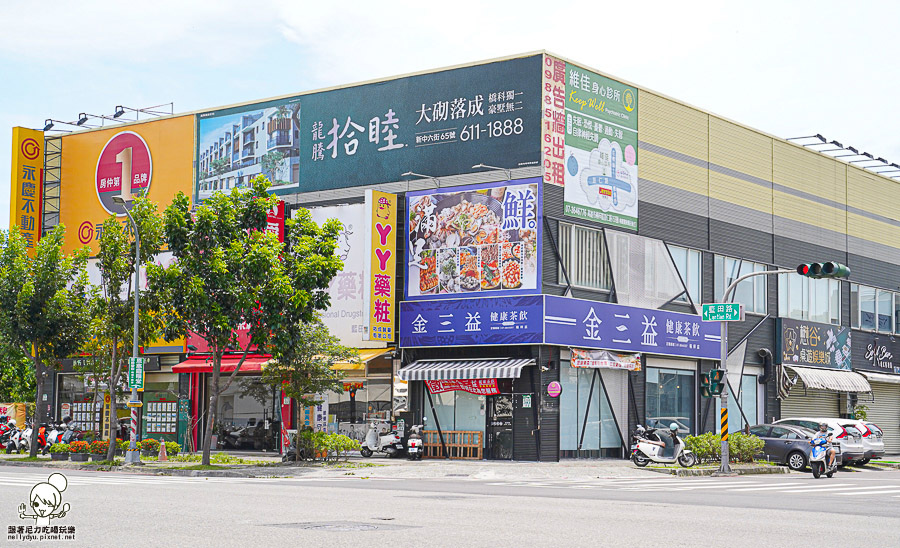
left=701, top=303, right=743, bottom=322
left=127, top=357, right=147, bottom=390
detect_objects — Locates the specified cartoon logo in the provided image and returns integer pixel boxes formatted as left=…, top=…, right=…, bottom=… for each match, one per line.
left=622, top=89, right=636, bottom=112
left=375, top=196, right=392, bottom=221
left=18, top=473, right=71, bottom=526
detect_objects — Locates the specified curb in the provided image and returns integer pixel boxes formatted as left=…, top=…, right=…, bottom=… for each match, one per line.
left=0, top=459, right=306, bottom=478
left=646, top=465, right=790, bottom=477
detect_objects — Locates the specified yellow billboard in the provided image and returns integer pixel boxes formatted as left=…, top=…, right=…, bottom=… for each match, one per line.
left=9, top=127, right=44, bottom=255
left=59, top=115, right=194, bottom=255
left=363, top=190, right=397, bottom=342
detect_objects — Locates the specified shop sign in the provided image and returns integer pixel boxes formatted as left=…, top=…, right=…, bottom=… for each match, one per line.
left=547, top=381, right=562, bottom=398
left=571, top=348, right=641, bottom=371
left=405, top=177, right=542, bottom=301
left=544, top=296, right=721, bottom=360
left=0, top=403, right=26, bottom=425
left=127, top=357, right=146, bottom=390
left=266, top=200, right=285, bottom=242
left=425, top=379, right=499, bottom=396
left=522, top=394, right=532, bottom=408
left=777, top=318, right=851, bottom=370
left=549, top=55, right=639, bottom=231
left=852, top=332, right=900, bottom=374
left=363, top=190, right=397, bottom=342
left=9, top=127, right=43, bottom=254
left=399, top=295, right=544, bottom=348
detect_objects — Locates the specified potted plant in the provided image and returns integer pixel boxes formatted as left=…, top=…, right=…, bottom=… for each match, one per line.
left=89, top=440, right=109, bottom=461
left=115, top=438, right=125, bottom=456
left=48, top=443, right=70, bottom=461
left=140, top=438, right=160, bottom=457
left=164, top=441, right=181, bottom=457
left=69, top=440, right=90, bottom=462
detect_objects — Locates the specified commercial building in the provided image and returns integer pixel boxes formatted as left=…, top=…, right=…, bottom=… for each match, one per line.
left=10, top=51, right=900, bottom=459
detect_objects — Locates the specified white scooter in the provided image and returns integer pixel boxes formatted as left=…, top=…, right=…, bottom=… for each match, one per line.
left=631, top=424, right=697, bottom=468
left=406, top=425, right=424, bottom=460
left=5, top=422, right=31, bottom=454
left=359, top=419, right=404, bottom=458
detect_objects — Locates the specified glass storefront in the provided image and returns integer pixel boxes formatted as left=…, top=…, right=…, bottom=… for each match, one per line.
left=646, top=366, right=695, bottom=434
left=56, top=373, right=128, bottom=439
left=724, top=374, right=758, bottom=431
left=210, top=375, right=279, bottom=451
left=141, top=379, right=180, bottom=443
left=328, top=378, right=392, bottom=423
left=559, top=363, right=623, bottom=457
left=422, top=390, right=487, bottom=434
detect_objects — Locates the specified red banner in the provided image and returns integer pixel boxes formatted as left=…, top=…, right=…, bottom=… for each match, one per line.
left=425, top=379, right=499, bottom=395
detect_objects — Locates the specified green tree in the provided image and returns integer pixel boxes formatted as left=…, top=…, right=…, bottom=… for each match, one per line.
left=261, top=316, right=353, bottom=461
left=259, top=150, right=285, bottom=185
left=0, top=342, right=35, bottom=403
left=147, top=175, right=342, bottom=465
left=0, top=226, right=93, bottom=457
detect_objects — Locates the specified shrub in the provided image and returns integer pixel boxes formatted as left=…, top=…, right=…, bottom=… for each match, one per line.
left=164, top=441, right=181, bottom=455
left=729, top=432, right=764, bottom=463
left=140, top=438, right=161, bottom=452
left=48, top=443, right=70, bottom=453
left=684, top=432, right=720, bottom=463
left=296, top=431, right=359, bottom=462
left=684, top=432, right=765, bottom=463
left=118, top=439, right=131, bottom=451
left=68, top=440, right=90, bottom=454
left=89, top=440, right=109, bottom=455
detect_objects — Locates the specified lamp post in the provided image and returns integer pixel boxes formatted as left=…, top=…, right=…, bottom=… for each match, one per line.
left=113, top=195, right=142, bottom=465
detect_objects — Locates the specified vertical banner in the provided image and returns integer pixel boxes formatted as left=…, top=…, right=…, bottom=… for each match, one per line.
left=542, top=55, right=567, bottom=187
left=560, top=62, right=639, bottom=230
left=266, top=200, right=285, bottom=242
left=363, top=190, right=397, bottom=342
left=9, top=127, right=44, bottom=254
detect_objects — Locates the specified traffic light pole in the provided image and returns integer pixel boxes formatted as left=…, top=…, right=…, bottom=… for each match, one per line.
left=715, top=268, right=794, bottom=476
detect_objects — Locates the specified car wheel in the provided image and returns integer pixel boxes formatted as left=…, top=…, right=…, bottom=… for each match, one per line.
left=858, top=458, right=870, bottom=466
left=787, top=451, right=807, bottom=471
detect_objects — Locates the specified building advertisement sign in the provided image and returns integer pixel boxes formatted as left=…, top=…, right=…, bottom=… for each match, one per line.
left=9, top=127, right=44, bottom=254
left=558, top=59, right=639, bottom=230
left=308, top=203, right=375, bottom=348
left=266, top=200, right=285, bottom=242
left=544, top=296, right=721, bottom=360
left=405, top=177, right=541, bottom=300
left=194, top=56, right=541, bottom=201
left=363, top=190, right=397, bottom=342
left=399, top=295, right=544, bottom=348
left=852, top=332, right=900, bottom=375
left=541, top=55, right=567, bottom=187
left=425, top=379, right=500, bottom=395
left=571, top=348, right=641, bottom=371
left=777, top=318, right=851, bottom=370
left=59, top=116, right=194, bottom=255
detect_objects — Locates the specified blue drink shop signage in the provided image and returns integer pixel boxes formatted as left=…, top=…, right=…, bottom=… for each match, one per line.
left=400, top=295, right=722, bottom=360
left=194, top=55, right=542, bottom=202
left=406, top=178, right=541, bottom=300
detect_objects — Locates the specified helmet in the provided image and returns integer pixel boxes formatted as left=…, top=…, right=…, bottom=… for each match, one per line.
left=669, top=422, right=679, bottom=432
left=818, top=422, right=828, bottom=431
left=7, top=419, right=15, bottom=427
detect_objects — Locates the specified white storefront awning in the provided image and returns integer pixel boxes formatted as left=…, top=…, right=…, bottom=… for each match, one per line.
left=398, top=358, right=534, bottom=381
left=858, top=370, right=900, bottom=385
left=785, top=365, right=871, bottom=393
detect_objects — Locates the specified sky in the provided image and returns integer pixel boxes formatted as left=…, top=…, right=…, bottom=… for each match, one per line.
left=2, top=0, right=898, bottom=228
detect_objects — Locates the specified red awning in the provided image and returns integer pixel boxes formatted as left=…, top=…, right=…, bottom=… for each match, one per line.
left=172, top=355, right=271, bottom=374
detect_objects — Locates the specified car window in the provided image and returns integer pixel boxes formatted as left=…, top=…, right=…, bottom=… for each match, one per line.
left=799, top=420, right=819, bottom=430
left=749, top=426, right=770, bottom=437
left=785, top=431, right=803, bottom=440
left=843, top=425, right=861, bottom=436
left=866, top=423, right=883, bottom=436
left=778, top=419, right=800, bottom=427
left=769, top=427, right=791, bottom=439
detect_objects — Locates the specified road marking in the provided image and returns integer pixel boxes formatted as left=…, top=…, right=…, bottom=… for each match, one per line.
left=834, top=489, right=900, bottom=496
left=720, top=482, right=808, bottom=491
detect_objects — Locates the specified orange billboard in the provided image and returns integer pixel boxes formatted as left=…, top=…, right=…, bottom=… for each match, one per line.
left=59, top=116, right=194, bottom=255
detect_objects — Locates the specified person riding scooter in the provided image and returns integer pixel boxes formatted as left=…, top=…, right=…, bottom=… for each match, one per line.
left=811, top=422, right=836, bottom=468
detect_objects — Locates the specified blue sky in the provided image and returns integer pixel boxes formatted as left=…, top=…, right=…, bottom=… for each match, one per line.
left=3, top=1, right=898, bottom=228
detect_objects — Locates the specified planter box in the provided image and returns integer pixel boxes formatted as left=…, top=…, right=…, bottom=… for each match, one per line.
left=50, top=452, right=69, bottom=461
left=70, top=453, right=90, bottom=462
left=141, top=450, right=156, bottom=458
left=89, top=453, right=105, bottom=461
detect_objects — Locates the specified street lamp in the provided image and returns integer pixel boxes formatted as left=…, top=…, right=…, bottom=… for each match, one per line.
left=112, top=194, right=142, bottom=465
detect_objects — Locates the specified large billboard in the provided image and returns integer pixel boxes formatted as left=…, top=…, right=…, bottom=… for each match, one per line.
left=58, top=116, right=195, bottom=255
left=194, top=55, right=542, bottom=201
left=363, top=191, right=397, bottom=343
left=9, top=127, right=43, bottom=255
left=405, top=177, right=541, bottom=300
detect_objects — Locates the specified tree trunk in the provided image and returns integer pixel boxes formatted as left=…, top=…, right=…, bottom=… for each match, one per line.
left=202, top=350, right=221, bottom=466
left=28, top=352, right=42, bottom=458
left=105, top=338, right=118, bottom=461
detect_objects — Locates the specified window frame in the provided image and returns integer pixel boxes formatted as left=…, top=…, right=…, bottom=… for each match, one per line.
left=668, top=244, right=702, bottom=305
left=558, top=222, right=611, bottom=292
left=714, top=255, right=767, bottom=314
left=778, top=273, right=841, bottom=325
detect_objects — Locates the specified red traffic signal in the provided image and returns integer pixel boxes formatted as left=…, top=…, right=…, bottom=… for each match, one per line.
left=797, top=262, right=850, bottom=280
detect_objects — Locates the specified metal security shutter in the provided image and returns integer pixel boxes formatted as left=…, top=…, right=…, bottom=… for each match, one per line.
left=780, top=380, right=841, bottom=418
left=599, top=369, right=629, bottom=445
left=867, top=382, right=900, bottom=454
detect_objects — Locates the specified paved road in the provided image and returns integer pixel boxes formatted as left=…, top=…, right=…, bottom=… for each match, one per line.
left=1, top=466, right=898, bottom=547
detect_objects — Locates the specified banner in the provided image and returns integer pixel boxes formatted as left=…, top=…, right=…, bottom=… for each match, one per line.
left=778, top=318, right=851, bottom=370
left=571, top=348, right=641, bottom=371
left=9, top=127, right=44, bottom=254
left=425, top=379, right=500, bottom=395
left=541, top=55, right=566, bottom=187
left=556, top=57, right=639, bottom=230
left=363, top=191, right=397, bottom=342
left=266, top=200, right=285, bottom=242
left=405, top=177, right=541, bottom=300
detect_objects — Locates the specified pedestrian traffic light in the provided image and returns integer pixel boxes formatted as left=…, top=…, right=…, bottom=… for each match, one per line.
left=797, top=262, right=851, bottom=279
left=700, top=372, right=712, bottom=398
left=708, top=368, right=725, bottom=396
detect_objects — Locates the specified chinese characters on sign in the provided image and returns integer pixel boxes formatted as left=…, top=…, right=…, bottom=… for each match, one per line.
left=9, top=127, right=44, bottom=254
left=425, top=379, right=500, bottom=396
left=542, top=55, right=567, bottom=187
left=95, top=131, right=152, bottom=215
left=572, top=348, right=641, bottom=371
left=266, top=200, right=285, bottom=243
left=406, top=178, right=541, bottom=300
left=779, top=318, right=851, bottom=370
left=363, top=191, right=397, bottom=342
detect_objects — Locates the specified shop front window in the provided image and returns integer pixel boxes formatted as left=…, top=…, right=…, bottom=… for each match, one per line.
left=559, top=362, right=623, bottom=458
left=141, top=381, right=180, bottom=443
left=212, top=376, right=278, bottom=451
left=646, top=367, right=695, bottom=434
left=422, top=390, right=487, bottom=435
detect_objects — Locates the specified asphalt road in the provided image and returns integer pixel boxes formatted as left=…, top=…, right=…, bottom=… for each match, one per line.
left=1, top=466, right=899, bottom=547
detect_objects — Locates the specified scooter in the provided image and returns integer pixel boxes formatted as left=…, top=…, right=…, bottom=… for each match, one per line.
left=809, top=436, right=837, bottom=479
left=5, top=422, right=31, bottom=454
left=359, top=419, right=404, bottom=458
left=406, top=425, right=424, bottom=460
left=43, top=420, right=63, bottom=454
left=631, top=425, right=697, bottom=468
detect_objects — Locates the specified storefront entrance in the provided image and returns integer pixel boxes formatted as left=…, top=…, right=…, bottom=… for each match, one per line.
left=207, top=375, right=280, bottom=451
left=486, top=394, right=513, bottom=460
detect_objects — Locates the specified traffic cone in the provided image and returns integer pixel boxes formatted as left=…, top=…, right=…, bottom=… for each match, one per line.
left=157, top=439, right=167, bottom=461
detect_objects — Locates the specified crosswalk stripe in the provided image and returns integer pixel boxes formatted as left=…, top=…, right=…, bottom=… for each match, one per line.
left=728, top=482, right=828, bottom=492
left=834, top=489, right=900, bottom=496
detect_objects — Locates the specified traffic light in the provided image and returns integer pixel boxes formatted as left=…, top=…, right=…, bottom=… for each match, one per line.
left=797, top=262, right=851, bottom=279
left=709, top=368, right=725, bottom=396
left=700, top=372, right=712, bottom=398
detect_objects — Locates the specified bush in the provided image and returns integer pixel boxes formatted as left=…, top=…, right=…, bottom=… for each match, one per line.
left=296, top=431, right=360, bottom=462
left=729, top=432, right=764, bottom=463
left=118, top=439, right=131, bottom=451
left=68, top=440, right=90, bottom=454
left=48, top=443, right=70, bottom=453
left=684, top=432, right=720, bottom=462
left=89, top=440, right=109, bottom=455
left=684, top=432, right=765, bottom=463
left=164, top=441, right=181, bottom=455
left=140, top=438, right=161, bottom=452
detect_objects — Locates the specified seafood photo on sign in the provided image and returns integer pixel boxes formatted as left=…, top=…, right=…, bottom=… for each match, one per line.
left=438, top=248, right=459, bottom=294
left=459, top=246, right=479, bottom=292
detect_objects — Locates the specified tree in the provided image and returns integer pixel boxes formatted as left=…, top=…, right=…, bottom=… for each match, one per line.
left=261, top=316, right=354, bottom=462
left=87, top=198, right=164, bottom=460
left=0, top=226, right=93, bottom=457
left=259, top=150, right=285, bottom=185
left=147, top=175, right=342, bottom=465
left=0, top=342, right=34, bottom=403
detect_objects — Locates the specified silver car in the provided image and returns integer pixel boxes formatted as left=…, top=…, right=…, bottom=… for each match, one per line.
left=774, top=417, right=866, bottom=465
left=839, top=420, right=885, bottom=463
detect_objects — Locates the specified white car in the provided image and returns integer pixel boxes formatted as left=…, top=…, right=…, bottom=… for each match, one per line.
left=838, top=420, right=885, bottom=463
left=774, top=418, right=866, bottom=465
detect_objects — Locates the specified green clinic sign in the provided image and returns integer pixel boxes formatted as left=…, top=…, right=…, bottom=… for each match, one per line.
left=127, top=357, right=146, bottom=390
left=701, top=303, right=743, bottom=322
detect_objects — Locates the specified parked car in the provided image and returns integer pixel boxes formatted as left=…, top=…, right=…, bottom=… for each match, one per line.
left=749, top=423, right=843, bottom=471
left=645, top=417, right=691, bottom=435
left=774, top=417, right=865, bottom=465
left=838, top=420, right=885, bottom=464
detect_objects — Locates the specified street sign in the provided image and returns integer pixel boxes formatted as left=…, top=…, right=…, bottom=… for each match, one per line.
left=127, top=357, right=147, bottom=391
left=701, top=303, right=743, bottom=322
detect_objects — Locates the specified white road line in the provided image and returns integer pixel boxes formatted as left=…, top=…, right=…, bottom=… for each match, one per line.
left=726, top=482, right=809, bottom=491
left=834, top=489, right=900, bottom=496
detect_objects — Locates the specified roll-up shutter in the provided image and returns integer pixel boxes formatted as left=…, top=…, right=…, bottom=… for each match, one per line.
left=780, top=380, right=841, bottom=418
left=599, top=369, right=629, bottom=444
left=867, top=382, right=900, bottom=454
